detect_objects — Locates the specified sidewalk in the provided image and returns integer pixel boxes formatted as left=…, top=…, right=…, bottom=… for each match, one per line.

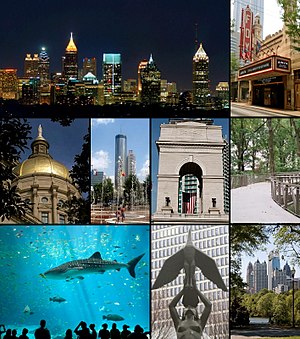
left=231, top=324, right=300, bottom=338
left=231, top=102, right=300, bottom=116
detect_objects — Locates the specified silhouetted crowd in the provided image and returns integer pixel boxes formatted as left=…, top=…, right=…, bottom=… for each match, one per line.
left=0, top=320, right=150, bottom=339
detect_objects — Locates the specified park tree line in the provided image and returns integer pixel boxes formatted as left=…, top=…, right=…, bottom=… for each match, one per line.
left=93, top=174, right=151, bottom=209
left=231, top=225, right=300, bottom=327
left=231, top=118, right=300, bottom=175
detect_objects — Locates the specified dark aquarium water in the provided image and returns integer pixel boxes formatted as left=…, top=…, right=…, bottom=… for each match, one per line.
left=0, top=225, right=150, bottom=338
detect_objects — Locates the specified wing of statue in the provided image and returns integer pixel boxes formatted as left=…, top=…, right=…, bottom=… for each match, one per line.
left=194, top=248, right=227, bottom=291
left=152, top=249, right=184, bottom=289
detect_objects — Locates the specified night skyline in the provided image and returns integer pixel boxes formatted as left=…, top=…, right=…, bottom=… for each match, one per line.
left=0, top=0, right=229, bottom=92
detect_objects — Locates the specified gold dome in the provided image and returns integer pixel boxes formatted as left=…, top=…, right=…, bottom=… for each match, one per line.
left=13, top=157, right=71, bottom=180
left=13, top=124, right=71, bottom=181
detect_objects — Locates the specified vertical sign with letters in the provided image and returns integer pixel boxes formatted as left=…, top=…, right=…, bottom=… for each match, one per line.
left=239, top=5, right=253, bottom=62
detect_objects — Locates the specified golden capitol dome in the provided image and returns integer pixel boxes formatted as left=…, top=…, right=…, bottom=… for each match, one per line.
left=13, top=124, right=71, bottom=181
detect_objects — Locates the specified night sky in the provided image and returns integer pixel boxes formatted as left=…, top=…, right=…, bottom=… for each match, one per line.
left=0, top=0, right=229, bottom=92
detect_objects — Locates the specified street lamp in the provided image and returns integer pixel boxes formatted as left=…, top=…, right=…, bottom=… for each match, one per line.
left=292, top=267, right=296, bottom=328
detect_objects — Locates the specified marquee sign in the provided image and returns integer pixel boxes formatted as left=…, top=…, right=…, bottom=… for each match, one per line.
left=239, top=5, right=253, bottom=61
left=238, top=56, right=291, bottom=79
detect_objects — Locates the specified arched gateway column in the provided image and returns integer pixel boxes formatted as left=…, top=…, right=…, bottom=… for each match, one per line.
left=154, top=120, right=227, bottom=222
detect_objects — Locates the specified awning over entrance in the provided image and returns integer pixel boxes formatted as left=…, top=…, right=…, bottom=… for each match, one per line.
left=238, top=55, right=291, bottom=80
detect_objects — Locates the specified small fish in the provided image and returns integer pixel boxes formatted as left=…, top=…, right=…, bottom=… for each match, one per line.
left=50, top=296, right=67, bottom=303
left=103, top=314, right=124, bottom=321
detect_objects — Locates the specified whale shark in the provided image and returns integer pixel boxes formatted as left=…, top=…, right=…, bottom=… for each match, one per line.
left=41, top=251, right=145, bottom=280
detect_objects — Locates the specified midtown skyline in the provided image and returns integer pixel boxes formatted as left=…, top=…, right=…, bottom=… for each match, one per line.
left=0, top=0, right=229, bottom=91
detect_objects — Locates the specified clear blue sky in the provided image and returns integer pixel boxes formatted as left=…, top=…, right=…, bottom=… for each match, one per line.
left=151, top=118, right=229, bottom=213
left=91, top=119, right=149, bottom=182
left=21, top=119, right=89, bottom=170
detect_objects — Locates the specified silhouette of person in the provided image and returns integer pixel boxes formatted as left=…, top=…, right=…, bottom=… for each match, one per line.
left=64, top=329, right=72, bottom=339
left=169, top=286, right=211, bottom=339
left=19, top=328, right=29, bottom=339
left=35, top=320, right=51, bottom=339
left=127, top=325, right=147, bottom=339
left=11, top=330, right=17, bottom=339
left=0, top=325, right=6, bottom=339
left=120, top=325, right=130, bottom=339
left=74, top=322, right=90, bottom=339
left=98, top=324, right=110, bottom=339
left=3, top=329, right=11, bottom=339
left=121, top=206, right=126, bottom=222
left=109, top=324, right=120, bottom=339
left=89, top=325, right=96, bottom=339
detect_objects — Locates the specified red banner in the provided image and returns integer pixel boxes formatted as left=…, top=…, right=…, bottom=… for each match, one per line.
left=239, top=6, right=253, bottom=61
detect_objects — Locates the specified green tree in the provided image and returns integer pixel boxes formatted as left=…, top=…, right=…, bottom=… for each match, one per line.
left=277, top=1, right=300, bottom=52
left=94, top=178, right=114, bottom=206
left=273, top=294, right=290, bottom=325
left=143, top=174, right=151, bottom=204
left=256, top=292, right=275, bottom=321
left=0, top=118, right=32, bottom=221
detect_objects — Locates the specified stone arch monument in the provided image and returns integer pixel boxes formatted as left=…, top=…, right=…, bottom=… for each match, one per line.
left=153, top=119, right=228, bottom=223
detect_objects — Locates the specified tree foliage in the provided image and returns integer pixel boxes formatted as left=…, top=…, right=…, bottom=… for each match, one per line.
left=277, top=0, right=300, bottom=52
left=231, top=118, right=300, bottom=174
left=94, top=178, right=114, bottom=206
left=0, top=118, right=32, bottom=221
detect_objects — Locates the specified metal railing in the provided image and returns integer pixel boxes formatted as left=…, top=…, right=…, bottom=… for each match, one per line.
left=270, top=173, right=300, bottom=217
left=231, top=173, right=269, bottom=189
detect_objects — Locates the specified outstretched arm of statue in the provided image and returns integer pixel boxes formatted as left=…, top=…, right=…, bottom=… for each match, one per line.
left=169, top=288, right=185, bottom=329
left=195, top=289, right=212, bottom=330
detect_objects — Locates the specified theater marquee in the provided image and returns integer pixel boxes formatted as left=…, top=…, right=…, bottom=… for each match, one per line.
left=238, top=56, right=291, bottom=80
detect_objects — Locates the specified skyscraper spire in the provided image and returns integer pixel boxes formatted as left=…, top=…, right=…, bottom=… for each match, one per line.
left=66, top=32, right=77, bottom=52
left=194, top=23, right=199, bottom=53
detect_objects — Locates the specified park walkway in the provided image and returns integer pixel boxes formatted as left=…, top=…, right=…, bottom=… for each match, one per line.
left=231, top=182, right=300, bottom=223
left=231, top=323, right=300, bottom=338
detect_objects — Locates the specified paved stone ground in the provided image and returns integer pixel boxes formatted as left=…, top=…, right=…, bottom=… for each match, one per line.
left=231, top=182, right=300, bottom=223
left=91, top=205, right=150, bottom=224
left=231, top=324, right=300, bottom=338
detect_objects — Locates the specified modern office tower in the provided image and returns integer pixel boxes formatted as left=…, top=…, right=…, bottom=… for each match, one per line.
left=246, top=262, right=255, bottom=294
left=123, top=78, right=137, bottom=93
left=253, top=259, right=268, bottom=293
left=83, top=57, right=97, bottom=78
left=232, top=0, right=264, bottom=35
left=140, top=54, right=161, bottom=104
left=192, top=43, right=209, bottom=107
left=160, top=80, right=178, bottom=103
left=115, top=134, right=127, bottom=193
left=91, top=170, right=104, bottom=186
left=152, top=225, right=229, bottom=338
left=63, top=32, right=78, bottom=80
left=0, top=69, right=18, bottom=99
left=21, top=78, right=40, bottom=104
left=38, top=47, right=50, bottom=85
left=137, top=59, right=148, bottom=96
left=102, top=53, right=122, bottom=104
left=268, top=250, right=280, bottom=290
left=127, top=150, right=136, bottom=177
left=24, top=54, right=39, bottom=78
left=223, top=139, right=230, bottom=214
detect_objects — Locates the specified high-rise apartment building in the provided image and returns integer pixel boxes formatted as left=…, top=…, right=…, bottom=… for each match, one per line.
left=192, top=43, right=209, bottom=107
left=83, top=57, right=97, bottom=78
left=253, top=259, right=268, bottom=293
left=246, top=262, right=254, bottom=294
left=115, top=134, right=127, bottom=192
left=127, top=150, right=136, bottom=177
left=63, top=32, right=78, bottom=80
left=140, top=54, right=161, bottom=105
left=103, top=53, right=122, bottom=104
left=152, top=225, right=229, bottom=338
left=24, top=54, right=39, bottom=78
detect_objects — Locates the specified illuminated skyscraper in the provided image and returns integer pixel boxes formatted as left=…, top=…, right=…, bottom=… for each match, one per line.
left=24, top=54, right=39, bottom=78
left=140, top=54, right=161, bottom=104
left=38, top=47, right=50, bottom=85
left=83, top=57, right=97, bottom=78
left=152, top=225, right=229, bottom=338
left=103, top=53, right=122, bottom=104
left=115, top=134, right=127, bottom=191
left=192, top=43, right=209, bottom=106
left=63, top=32, right=78, bottom=80
left=0, top=69, right=18, bottom=99
left=137, top=59, right=148, bottom=96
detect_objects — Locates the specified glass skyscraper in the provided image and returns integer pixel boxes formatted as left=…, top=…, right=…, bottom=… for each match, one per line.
left=63, top=32, right=78, bottom=80
left=103, top=53, right=122, bottom=104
